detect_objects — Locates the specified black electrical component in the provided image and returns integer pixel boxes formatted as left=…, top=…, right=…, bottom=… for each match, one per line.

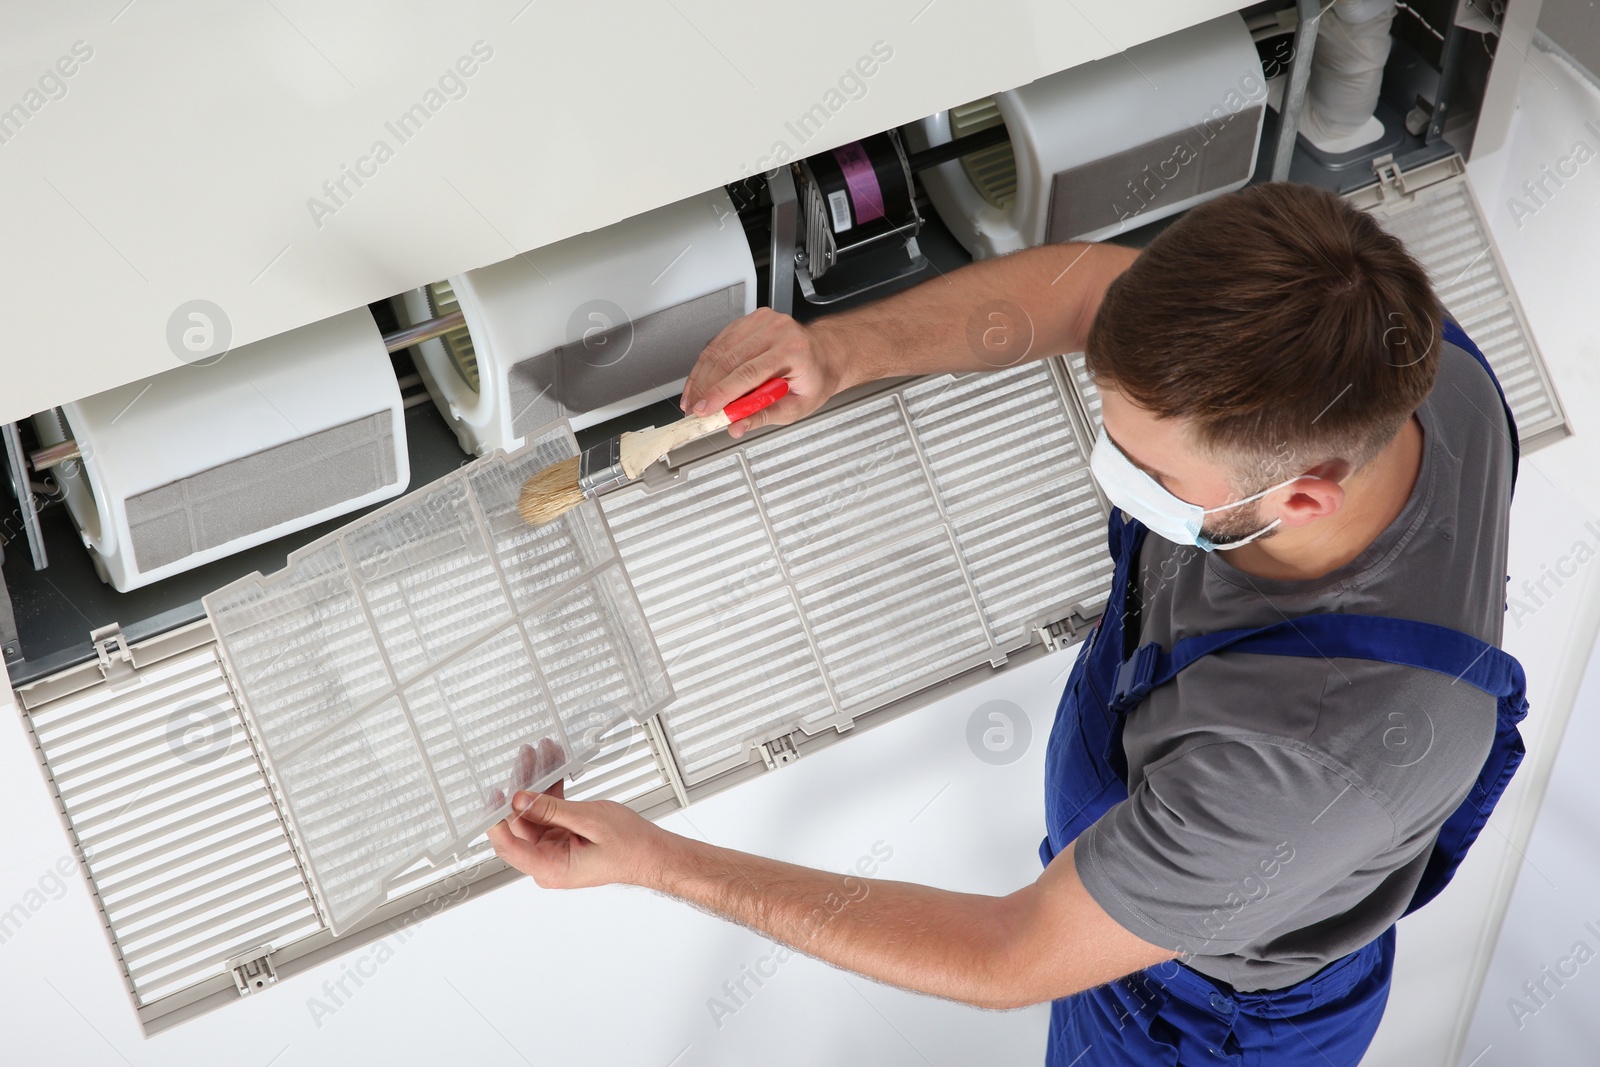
left=793, top=130, right=926, bottom=303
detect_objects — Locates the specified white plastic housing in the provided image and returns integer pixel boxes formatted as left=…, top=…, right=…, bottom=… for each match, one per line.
left=403, top=189, right=757, bottom=456
left=908, top=13, right=1265, bottom=258
left=36, top=308, right=408, bottom=592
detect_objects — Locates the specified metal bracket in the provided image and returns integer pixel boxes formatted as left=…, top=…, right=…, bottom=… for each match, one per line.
left=0, top=574, right=19, bottom=665
left=794, top=235, right=928, bottom=306
left=759, top=733, right=799, bottom=770
left=2, top=422, right=48, bottom=571
left=89, top=624, right=139, bottom=691
left=1037, top=608, right=1100, bottom=652
left=767, top=165, right=798, bottom=316
left=225, top=946, right=278, bottom=996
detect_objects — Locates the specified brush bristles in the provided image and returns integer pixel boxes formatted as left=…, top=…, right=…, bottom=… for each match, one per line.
left=517, top=456, right=585, bottom=526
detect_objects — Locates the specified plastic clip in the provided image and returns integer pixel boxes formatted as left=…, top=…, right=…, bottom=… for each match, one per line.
left=1110, top=643, right=1160, bottom=711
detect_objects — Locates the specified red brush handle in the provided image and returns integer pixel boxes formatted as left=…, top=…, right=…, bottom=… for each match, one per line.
left=721, top=378, right=789, bottom=423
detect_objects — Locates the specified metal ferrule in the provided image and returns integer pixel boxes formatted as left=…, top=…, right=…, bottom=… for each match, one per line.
left=577, top=437, right=630, bottom=497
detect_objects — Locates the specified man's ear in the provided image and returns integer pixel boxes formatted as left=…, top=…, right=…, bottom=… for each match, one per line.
left=1275, top=461, right=1348, bottom=528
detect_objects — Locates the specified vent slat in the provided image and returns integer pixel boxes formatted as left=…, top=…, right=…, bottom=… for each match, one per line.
left=605, top=362, right=1114, bottom=783
left=1371, top=178, right=1566, bottom=444
left=22, top=644, right=320, bottom=1008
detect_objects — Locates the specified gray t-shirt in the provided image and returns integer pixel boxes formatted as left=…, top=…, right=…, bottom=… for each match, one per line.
left=1074, top=330, right=1514, bottom=991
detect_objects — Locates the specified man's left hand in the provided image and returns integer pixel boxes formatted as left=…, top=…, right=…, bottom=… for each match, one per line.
left=487, top=785, right=669, bottom=891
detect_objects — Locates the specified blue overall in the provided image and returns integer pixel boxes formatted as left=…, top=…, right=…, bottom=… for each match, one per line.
left=1040, top=321, right=1529, bottom=1065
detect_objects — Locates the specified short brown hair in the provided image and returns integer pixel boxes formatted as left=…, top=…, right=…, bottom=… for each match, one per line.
left=1085, top=181, right=1443, bottom=488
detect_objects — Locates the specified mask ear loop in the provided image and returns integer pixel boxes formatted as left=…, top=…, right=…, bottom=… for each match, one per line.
left=1199, top=474, right=1316, bottom=550
left=1199, top=472, right=1312, bottom=516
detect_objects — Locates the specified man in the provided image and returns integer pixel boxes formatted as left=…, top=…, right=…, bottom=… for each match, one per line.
left=488, top=181, right=1528, bottom=1064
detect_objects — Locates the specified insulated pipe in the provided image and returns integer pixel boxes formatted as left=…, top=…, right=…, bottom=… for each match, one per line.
left=1301, top=0, right=1398, bottom=151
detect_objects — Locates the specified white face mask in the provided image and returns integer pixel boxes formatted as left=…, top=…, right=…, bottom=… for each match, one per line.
left=1088, top=427, right=1306, bottom=552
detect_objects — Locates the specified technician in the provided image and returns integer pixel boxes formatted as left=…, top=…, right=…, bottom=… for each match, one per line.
left=489, top=181, right=1528, bottom=1065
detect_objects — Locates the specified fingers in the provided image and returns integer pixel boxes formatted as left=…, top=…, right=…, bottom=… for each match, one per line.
left=504, top=777, right=566, bottom=842
left=534, top=736, right=567, bottom=779
left=681, top=310, right=777, bottom=412
left=682, top=309, right=809, bottom=416
left=727, top=393, right=808, bottom=439
left=508, top=814, right=569, bottom=847
left=487, top=787, right=582, bottom=885
left=701, top=357, right=789, bottom=420
left=510, top=788, right=592, bottom=838
left=512, top=743, right=538, bottom=792
left=486, top=819, right=564, bottom=884
left=483, top=785, right=506, bottom=817
left=485, top=819, right=535, bottom=867
left=507, top=736, right=568, bottom=800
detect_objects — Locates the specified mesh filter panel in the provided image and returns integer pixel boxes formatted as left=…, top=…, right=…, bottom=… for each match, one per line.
left=743, top=397, right=942, bottom=576
left=1367, top=176, right=1567, bottom=447
left=1045, top=106, right=1263, bottom=241
left=603, top=362, right=1112, bottom=784
left=206, top=426, right=671, bottom=933
left=508, top=282, right=748, bottom=438
left=1065, top=353, right=1101, bottom=433
left=126, top=412, right=398, bottom=572
left=18, top=644, right=321, bottom=1008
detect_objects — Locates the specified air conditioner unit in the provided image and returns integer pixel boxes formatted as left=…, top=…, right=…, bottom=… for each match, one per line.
left=33, top=308, right=408, bottom=592
left=399, top=189, right=757, bottom=456
left=904, top=13, right=1267, bottom=258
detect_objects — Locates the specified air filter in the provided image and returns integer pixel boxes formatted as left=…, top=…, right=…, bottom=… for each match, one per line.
left=204, top=425, right=671, bottom=933
left=1358, top=164, right=1569, bottom=450
left=33, top=308, right=408, bottom=593
left=904, top=13, right=1266, bottom=258
left=601, top=361, right=1113, bottom=785
left=401, top=189, right=757, bottom=456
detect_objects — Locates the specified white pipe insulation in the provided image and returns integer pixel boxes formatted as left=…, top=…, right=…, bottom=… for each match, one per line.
left=1301, top=0, right=1398, bottom=153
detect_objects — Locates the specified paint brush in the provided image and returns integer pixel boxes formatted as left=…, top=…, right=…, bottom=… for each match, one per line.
left=517, top=378, right=789, bottom=526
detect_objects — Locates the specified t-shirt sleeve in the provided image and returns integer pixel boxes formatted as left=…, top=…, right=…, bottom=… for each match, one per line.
left=1073, top=740, right=1396, bottom=957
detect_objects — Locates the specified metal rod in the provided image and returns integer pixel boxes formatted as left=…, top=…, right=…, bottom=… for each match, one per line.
left=903, top=122, right=1012, bottom=174
left=381, top=309, right=465, bottom=353
left=1271, top=0, right=1325, bottom=182
left=1427, top=1, right=1468, bottom=143
left=29, top=439, right=81, bottom=472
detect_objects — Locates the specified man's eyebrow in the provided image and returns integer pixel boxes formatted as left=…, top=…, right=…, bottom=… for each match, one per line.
left=1106, top=427, right=1168, bottom=480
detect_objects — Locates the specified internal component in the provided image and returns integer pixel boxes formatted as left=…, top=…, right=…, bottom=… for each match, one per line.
left=794, top=130, right=926, bottom=303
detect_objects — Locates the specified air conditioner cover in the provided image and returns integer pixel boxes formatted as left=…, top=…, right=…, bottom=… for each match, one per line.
left=34, top=308, right=408, bottom=593
left=906, top=13, right=1266, bottom=257
left=402, top=189, right=757, bottom=455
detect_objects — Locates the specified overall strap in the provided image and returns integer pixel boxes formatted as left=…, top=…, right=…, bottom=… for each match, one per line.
left=1110, top=613, right=1526, bottom=714
left=1441, top=318, right=1520, bottom=492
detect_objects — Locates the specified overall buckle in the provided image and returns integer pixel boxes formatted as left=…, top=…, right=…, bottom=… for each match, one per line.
left=1111, top=643, right=1160, bottom=712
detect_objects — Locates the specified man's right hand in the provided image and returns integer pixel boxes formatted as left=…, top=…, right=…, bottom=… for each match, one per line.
left=678, top=308, right=850, bottom=439
left=676, top=242, right=1137, bottom=440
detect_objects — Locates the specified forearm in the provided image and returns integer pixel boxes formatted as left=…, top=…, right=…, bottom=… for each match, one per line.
left=489, top=790, right=1178, bottom=1007
left=814, top=241, right=1140, bottom=391
left=640, top=832, right=1040, bottom=1009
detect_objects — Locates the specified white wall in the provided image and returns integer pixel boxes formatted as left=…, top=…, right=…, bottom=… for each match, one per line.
left=1463, top=622, right=1600, bottom=1061
left=1452, top=43, right=1600, bottom=1067
left=1363, top=39, right=1600, bottom=1067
